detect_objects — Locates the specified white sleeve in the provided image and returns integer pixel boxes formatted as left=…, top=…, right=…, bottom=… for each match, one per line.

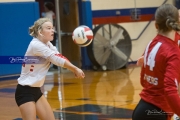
left=32, top=42, right=66, bottom=67
left=47, top=41, right=59, bottom=54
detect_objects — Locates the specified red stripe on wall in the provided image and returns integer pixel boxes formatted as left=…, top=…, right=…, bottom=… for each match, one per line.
left=93, top=14, right=154, bottom=25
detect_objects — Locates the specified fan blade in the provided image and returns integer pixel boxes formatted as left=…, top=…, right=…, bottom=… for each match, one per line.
left=110, top=29, right=124, bottom=46
left=98, top=48, right=111, bottom=65
left=95, top=48, right=111, bottom=65
left=94, top=38, right=105, bottom=48
left=111, top=46, right=127, bottom=61
left=95, top=32, right=109, bottom=47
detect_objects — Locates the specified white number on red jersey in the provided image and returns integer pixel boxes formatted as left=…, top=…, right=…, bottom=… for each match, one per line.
left=144, top=42, right=162, bottom=71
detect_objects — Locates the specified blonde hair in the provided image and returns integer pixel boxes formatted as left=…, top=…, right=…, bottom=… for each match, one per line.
left=29, top=18, right=51, bottom=37
left=155, top=4, right=180, bottom=33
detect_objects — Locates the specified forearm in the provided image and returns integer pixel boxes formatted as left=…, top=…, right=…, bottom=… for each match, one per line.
left=49, top=53, right=84, bottom=79
left=63, top=60, right=85, bottom=79
left=63, top=60, right=78, bottom=73
left=48, top=54, right=66, bottom=67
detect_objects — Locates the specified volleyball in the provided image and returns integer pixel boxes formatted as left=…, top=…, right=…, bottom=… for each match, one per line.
left=72, top=25, right=93, bottom=47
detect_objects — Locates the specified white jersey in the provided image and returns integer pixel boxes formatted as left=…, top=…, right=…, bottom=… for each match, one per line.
left=18, top=38, right=66, bottom=87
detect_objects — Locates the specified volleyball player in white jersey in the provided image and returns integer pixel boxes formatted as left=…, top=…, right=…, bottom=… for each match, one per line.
left=15, top=18, right=85, bottom=120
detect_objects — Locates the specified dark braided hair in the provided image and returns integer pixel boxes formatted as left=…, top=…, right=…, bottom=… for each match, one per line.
left=155, top=4, right=180, bottom=32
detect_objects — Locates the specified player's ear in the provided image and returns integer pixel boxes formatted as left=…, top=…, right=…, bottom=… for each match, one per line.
left=155, top=22, right=158, bottom=29
left=38, top=31, right=43, bottom=36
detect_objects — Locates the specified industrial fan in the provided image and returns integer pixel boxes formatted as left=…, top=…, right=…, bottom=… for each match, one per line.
left=87, top=24, right=132, bottom=70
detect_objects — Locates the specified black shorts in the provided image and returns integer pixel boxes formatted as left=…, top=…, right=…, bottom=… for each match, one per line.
left=132, top=99, right=167, bottom=120
left=15, top=84, right=43, bottom=106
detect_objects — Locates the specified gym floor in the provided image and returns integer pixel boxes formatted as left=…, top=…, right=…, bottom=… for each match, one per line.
left=0, top=65, right=142, bottom=120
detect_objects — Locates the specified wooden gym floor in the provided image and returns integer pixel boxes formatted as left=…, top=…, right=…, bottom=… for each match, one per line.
left=0, top=65, right=143, bottom=120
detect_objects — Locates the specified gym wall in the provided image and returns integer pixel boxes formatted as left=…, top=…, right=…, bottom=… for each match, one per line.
left=91, top=0, right=174, bottom=61
left=0, top=0, right=176, bottom=76
left=0, top=1, right=39, bottom=76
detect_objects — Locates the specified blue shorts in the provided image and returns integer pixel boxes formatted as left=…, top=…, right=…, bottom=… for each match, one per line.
left=15, top=84, right=43, bottom=106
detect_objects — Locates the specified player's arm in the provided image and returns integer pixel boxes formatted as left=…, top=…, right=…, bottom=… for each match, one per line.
left=137, top=51, right=146, bottom=66
left=137, top=56, right=144, bottom=66
left=32, top=42, right=85, bottom=79
left=164, top=53, right=180, bottom=116
left=32, top=42, right=65, bottom=66
left=63, top=60, right=85, bottom=79
left=47, top=41, right=59, bottom=53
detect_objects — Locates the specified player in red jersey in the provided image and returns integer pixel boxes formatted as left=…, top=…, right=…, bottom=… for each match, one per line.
left=132, top=4, right=180, bottom=120
left=136, top=10, right=180, bottom=120
left=137, top=10, right=180, bottom=65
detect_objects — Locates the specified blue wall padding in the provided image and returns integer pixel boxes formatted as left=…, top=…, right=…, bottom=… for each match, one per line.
left=0, top=2, right=39, bottom=76
left=78, top=0, right=93, bottom=69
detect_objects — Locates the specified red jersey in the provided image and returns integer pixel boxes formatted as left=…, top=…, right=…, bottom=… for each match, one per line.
left=175, top=32, right=180, bottom=48
left=140, top=34, right=180, bottom=118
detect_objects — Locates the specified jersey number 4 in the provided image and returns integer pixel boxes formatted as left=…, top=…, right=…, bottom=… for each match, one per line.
left=144, top=42, right=162, bottom=71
